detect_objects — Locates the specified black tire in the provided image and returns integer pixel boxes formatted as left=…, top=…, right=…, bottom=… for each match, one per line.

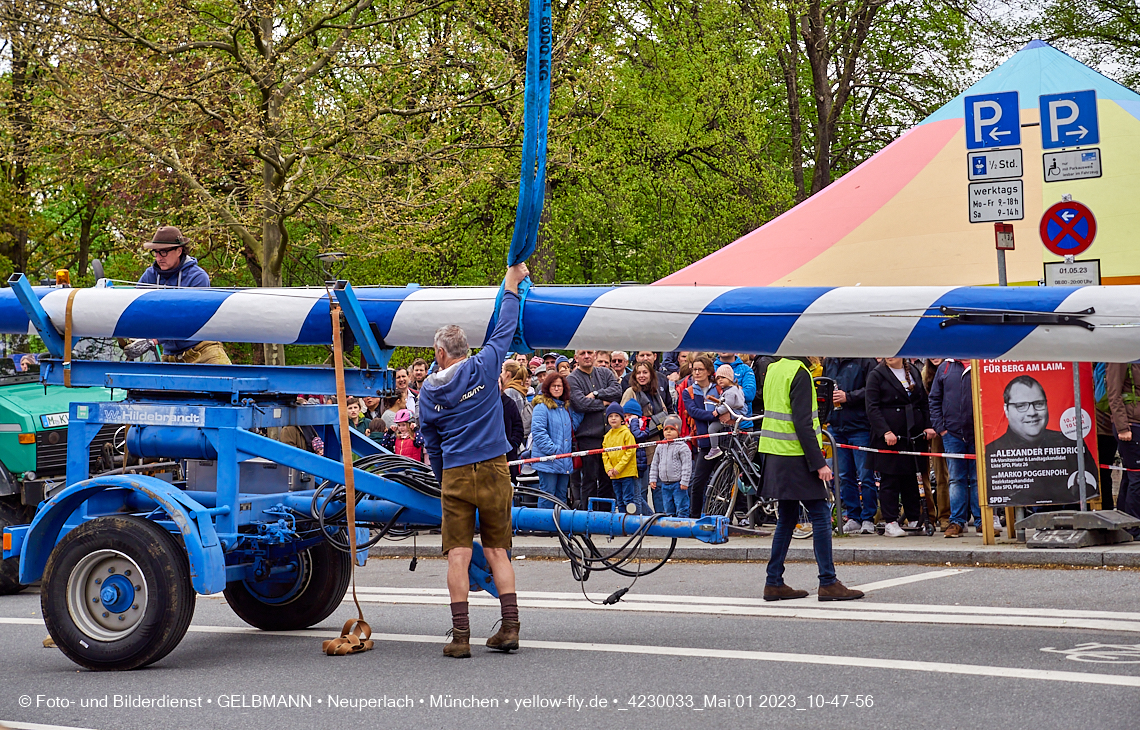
left=224, top=539, right=351, bottom=631
left=42, top=515, right=196, bottom=671
left=0, top=497, right=31, bottom=595
left=703, top=462, right=739, bottom=520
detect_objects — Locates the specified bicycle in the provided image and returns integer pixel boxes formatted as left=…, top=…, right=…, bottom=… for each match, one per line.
left=700, top=407, right=777, bottom=526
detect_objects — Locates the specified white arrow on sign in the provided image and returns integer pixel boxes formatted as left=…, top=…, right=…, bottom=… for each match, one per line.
left=1065, top=125, right=1089, bottom=140
left=989, top=128, right=1012, bottom=141
left=1061, top=210, right=1076, bottom=222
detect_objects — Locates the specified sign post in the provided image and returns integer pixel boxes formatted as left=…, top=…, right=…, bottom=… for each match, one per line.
left=994, top=223, right=1014, bottom=286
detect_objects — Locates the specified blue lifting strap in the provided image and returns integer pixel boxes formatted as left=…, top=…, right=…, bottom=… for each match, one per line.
left=507, top=0, right=552, bottom=268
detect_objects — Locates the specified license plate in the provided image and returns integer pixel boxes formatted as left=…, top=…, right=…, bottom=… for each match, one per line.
left=41, top=412, right=69, bottom=428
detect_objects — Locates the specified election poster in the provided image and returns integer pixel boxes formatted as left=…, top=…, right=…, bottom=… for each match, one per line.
left=978, top=361, right=1099, bottom=507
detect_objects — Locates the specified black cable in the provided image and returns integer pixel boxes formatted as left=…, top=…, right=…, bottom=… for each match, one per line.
left=511, top=484, right=677, bottom=605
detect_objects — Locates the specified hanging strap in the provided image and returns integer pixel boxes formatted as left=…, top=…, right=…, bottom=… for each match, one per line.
left=507, top=0, right=553, bottom=267
left=63, top=288, right=79, bottom=387
left=321, top=302, right=374, bottom=656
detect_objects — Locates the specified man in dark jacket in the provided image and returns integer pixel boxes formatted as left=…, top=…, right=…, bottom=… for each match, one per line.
left=568, top=350, right=622, bottom=505
left=929, top=359, right=979, bottom=538
left=420, top=262, right=529, bottom=659
left=822, top=358, right=877, bottom=535
left=137, top=226, right=231, bottom=364
left=758, top=357, right=863, bottom=602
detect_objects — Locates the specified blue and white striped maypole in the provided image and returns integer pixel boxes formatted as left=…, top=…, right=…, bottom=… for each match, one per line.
left=2, top=283, right=1138, bottom=362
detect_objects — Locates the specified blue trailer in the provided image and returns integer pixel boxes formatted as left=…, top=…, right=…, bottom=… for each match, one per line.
left=1, top=274, right=728, bottom=670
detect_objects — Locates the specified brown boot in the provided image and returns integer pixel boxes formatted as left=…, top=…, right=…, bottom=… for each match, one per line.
left=485, top=620, right=520, bottom=652
left=763, top=584, right=809, bottom=601
left=818, top=581, right=865, bottom=601
left=443, top=628, right=471, bottom=658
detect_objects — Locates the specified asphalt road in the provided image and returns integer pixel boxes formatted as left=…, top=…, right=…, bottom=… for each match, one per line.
left=1, top=557, right=1138, bottom=730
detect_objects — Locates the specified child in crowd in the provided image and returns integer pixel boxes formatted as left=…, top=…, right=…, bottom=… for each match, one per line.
left=623, top=399, right=653, bottom=510
left=365, top=417, right=385, bottom=440
left=603, top=402, right=646, bottom=515
left=345, top=397, right=366, bottom=433
left=380, top=409, right=425, bottom=462
left=649, top=415, right=692, bottom=517
left=704, top=364, right=745, bottom=460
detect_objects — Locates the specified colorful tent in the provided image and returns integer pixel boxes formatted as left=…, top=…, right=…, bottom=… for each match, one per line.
left=656, top=41, right=1140, bottom=287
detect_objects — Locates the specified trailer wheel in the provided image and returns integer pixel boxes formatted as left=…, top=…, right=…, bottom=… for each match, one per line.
left=224, top=539, right=351, bottom=631
left=41, top=516, right=196, bottom=671
left=0, top=497, right=31, bottom=595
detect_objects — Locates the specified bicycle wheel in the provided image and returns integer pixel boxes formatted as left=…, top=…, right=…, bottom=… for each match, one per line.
left=703, top=461, right=739, bottom=520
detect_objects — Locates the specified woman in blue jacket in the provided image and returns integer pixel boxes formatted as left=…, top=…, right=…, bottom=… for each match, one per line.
left=680, top=355, right=724, bottom=517
left=530, top=372, right=574, bottom=509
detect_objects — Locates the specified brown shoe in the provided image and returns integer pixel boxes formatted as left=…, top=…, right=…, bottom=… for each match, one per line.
left=944, top=523, right=963, bottom=538
left=443, top=628, right=471, bottom=658
left=818, top=581, right=865, bottom=601
left=486, top=620, right=520, bottom=652
left=763, top=584, right=809, bottom=601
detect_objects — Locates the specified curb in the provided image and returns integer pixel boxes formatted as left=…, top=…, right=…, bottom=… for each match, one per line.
left=369, top=542, right=1140, bottom=568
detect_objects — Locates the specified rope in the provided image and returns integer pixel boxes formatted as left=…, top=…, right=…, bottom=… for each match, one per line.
left=321, top=301, right=373, bottom=656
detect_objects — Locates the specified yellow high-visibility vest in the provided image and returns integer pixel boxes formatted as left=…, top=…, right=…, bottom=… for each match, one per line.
left=757, top=358, right=823, bottom=456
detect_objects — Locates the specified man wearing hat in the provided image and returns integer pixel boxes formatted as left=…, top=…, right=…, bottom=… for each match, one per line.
left=137, top=226, right=231, bottom=365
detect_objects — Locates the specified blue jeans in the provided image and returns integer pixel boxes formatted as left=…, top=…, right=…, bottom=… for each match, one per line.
left=832, top=428, right=876, bottom=523
left=536, top=471, right=570, bottom=510
left=656, top=481, right=690, bottom=517
left=943, top=432, right=980, bottom=526
left=612, top=477, right=648, bottom=515
left=766, top=499, right=836, bottom=587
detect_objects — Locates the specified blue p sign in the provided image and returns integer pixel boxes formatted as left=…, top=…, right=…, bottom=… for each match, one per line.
left=1039, top=90, right=1099, bottom=150
left=965, top=91, right=1021, bottom=150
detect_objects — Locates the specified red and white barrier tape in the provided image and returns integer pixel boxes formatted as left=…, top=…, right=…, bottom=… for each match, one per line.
left=509, top=431, right=1140, bottom=474
left=507, top=433, right=714, bottom=467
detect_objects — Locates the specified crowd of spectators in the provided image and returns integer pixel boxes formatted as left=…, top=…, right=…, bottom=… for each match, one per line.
left=318, top=350, right=1139, bottom=533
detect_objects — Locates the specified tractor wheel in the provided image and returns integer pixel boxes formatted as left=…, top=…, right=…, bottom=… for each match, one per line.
left=0, top=497, right=31, bottom=595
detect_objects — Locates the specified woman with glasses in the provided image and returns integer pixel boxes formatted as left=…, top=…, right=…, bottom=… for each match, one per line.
left=865, top=357, right=936, bottom=537
left=680, top=356, right=724, bottom=517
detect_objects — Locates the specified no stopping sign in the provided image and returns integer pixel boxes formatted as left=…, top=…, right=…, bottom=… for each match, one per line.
left=1040, top=200, right=1096, bottom=256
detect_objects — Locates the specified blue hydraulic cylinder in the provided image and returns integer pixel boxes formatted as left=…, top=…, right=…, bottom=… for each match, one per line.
left=125, top=426, right=218, bottom=460
left=512, top=507, right=729, bottom=544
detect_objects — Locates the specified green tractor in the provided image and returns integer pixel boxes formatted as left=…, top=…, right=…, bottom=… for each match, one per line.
left=0, top=352, right=124, bottom=594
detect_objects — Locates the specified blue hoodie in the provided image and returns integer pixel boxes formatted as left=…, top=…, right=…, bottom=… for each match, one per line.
left=419, top=291, right=519, bottom=477
left=137, top=255, right=212, bottom=354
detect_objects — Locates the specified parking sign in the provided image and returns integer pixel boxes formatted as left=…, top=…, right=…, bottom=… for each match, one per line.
left=965, top=91, right=1021, bottom=150
left=1039, top=90, right=1099, bottom=150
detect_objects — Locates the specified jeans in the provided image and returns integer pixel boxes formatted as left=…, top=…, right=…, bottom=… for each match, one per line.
left=688, top=446, right=717, bottom=517
left=766, top=499, right=836, bottom=587
left=1116, top=431, right=1140, bottom=530
left=576, top=438, right=613, bottom=507
left=656, top=481, right=689, bottom=517
left=943, top=432, right=980, bottom=526
left=536, top=471, right=570, bottom=510
left=831, top=428, right=876, bottom=523
left=612, top=477, right=648, bottom=515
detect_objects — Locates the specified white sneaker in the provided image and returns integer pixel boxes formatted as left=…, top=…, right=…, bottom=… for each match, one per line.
left=884, top=521, right=906, bottom=538
left=843, top=518, right=861, bottom=535
left=904, top=520, right=918, bottom=529
left=860, top=520, right=876, bottom=534
left=704, top=447, right=723, bottom=460
left=994, top=516, right=1003, bottom=533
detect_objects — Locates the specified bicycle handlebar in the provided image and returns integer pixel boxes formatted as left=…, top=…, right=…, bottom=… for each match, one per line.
left=719, top=404, right=755, bottom=425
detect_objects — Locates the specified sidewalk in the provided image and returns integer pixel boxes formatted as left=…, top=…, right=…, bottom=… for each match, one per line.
left=370, top=530, right=1140, bottom=568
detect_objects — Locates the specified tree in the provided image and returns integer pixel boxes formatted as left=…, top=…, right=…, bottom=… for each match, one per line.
left=743, top=0, right=975, bottom=200
left=17, top=0, right=535, bottom=363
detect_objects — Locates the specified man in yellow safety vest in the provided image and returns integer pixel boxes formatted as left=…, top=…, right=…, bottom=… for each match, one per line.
left=758, top=357, right=864, bottom=602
